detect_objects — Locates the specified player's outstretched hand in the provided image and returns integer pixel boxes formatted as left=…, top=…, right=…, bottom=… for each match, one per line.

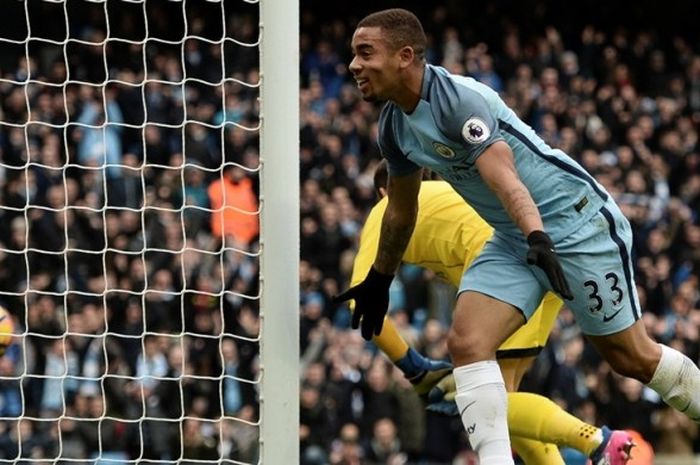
left=526, top=230, right=573, bottom=300
left=425, top=373, right=459, bottom=416
left=333, top=267, right=394, bottom=340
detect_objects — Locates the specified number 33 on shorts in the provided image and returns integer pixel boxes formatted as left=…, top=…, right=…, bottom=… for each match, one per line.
left=583, top=272, right=624, bottom=313
left=554, top=203, right=642, bottom=335
left=566, top=260, right=641, bottom=334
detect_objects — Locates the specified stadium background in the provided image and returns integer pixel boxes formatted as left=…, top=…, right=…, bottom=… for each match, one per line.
left=0, top=0, right=699, bottom=464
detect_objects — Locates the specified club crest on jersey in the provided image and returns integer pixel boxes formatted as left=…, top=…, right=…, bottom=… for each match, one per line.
left=432, top=141, right=456, bottom=159
left=462, top=117, right=490, bottom=144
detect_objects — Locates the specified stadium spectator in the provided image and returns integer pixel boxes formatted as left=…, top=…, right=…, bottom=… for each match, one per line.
left=364, top=417, right=405, bottom=464
left=207, top=164, right=259, bottom=247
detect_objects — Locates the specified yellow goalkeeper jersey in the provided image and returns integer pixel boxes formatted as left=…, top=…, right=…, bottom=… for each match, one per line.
left=350, top=181, right=493, bottom=288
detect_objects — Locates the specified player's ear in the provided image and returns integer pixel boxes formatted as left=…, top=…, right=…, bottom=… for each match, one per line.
left=398, top=46, right=416, bottom=68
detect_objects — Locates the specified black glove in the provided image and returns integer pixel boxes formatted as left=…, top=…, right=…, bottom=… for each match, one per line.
left=426, top=373, right=459, bottom=416
left=333, top=267, right=394, bottom=340
left=526, top=230, right=573, bottom=300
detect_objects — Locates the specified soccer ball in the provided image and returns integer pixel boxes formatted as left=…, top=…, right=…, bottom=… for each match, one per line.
left=0, top=306, right=15, bottom=355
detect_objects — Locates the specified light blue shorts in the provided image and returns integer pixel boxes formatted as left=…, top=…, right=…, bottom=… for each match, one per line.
left=460, top=200, right=641, bottom=336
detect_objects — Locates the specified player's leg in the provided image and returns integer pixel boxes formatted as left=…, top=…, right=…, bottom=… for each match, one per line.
left=510, top=392, right=634, bottom=465
left=450, top=234, right=546, bottom=465
left=500, top=355, right=622, bottom=465
left=426, top=317, right=588, bottom=464
left=585, top=321, right=659, bottom=382
left=559, top=203, right=700, bottom=422
left=377, top=286, right=602, bottom=464
left=501, top=356, right=628, bottom=464
left=508, top=392, right=599, bottom=454
left=510, top=436, right=564, bottom=465
left=448, top=291, right=525, bottom=365
left=372, top=316, right=410, bottom=361
left=448, top=290, right=524, bottom=465
left=367, top=290, right=546, bottom=465
left=429, top=375, right=633, bottom=465
left=496, top=294, right=565, bottom=465
left=498, top=357, right=564, bottom=465
left=587, top=321, right=700, bottom=421
left=497, top=280, right=632, bottom=465
left=377, top=317, right=453, bottom=393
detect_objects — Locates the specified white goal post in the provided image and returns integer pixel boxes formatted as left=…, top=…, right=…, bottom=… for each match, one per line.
left=259, top=0, right=300, bottom=464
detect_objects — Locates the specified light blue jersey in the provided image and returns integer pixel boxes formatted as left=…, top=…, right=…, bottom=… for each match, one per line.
left=378, top=64, right=609, bottom=243
left=377, top=65, right=641, bottom=335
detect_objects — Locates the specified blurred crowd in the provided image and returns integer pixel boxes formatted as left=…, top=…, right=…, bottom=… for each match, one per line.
left=0, top=0, right=699, bottom=464
left=0, top=1, right=261, bottom=463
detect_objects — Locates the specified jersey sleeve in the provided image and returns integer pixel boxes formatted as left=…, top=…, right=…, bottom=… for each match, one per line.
left=432, top=76, right=504, bottom=163
left=377, top=103, right=421, bottom=177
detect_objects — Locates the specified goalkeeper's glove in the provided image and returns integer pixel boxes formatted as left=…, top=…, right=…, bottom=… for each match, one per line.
left=396, top=348, right=452, bottom=397
left=526, top=230, right=573, bottom=300
left=425, top=373, right=459, bottom=416
left=333, top=267, right=394, bottom=341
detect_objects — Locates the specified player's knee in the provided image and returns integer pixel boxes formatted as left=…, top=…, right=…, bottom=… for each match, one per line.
left=446, top=326, right=493, bottom=364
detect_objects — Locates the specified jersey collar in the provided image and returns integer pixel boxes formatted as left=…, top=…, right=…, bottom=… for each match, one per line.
left=420, top=65, right=437, bottom=101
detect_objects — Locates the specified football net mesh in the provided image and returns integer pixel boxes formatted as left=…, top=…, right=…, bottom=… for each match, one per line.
left=0, top=1, right=262, bottom=463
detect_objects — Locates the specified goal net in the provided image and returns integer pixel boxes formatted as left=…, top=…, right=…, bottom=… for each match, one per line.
left=0, top=0, right=298, bottom=464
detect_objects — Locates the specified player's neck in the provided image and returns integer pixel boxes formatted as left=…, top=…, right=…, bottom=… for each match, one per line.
left=394, top=66, right=424, bottom=114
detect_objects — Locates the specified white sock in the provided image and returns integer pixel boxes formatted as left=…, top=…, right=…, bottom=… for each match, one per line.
left=646, top=344, right=700, bottom=421
left=454, top=360, right=514, bottom=465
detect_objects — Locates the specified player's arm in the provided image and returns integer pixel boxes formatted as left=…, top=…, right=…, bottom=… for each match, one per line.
left=475, top=140, right=543, bottom=236
left=348, top=202, right=410, bottom=361
left=334, top=169, right=422, bottom=340
left=374, top=169, right=422, bottom=273
left=346, top=172, right=451, bottom=393
left=476, top=141, right=573, bottom=299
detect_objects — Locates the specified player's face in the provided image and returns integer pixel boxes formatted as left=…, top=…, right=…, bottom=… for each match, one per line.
left=349, top=27, right=401, bottom=102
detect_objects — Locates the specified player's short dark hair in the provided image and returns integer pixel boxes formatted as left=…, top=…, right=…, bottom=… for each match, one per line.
left=357, top=9, right=427, bottom=62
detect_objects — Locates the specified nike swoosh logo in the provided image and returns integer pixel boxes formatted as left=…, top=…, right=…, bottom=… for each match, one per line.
left=459, top=400, right=476, bottom=417
left=602, top=308, right=623, bottom=322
